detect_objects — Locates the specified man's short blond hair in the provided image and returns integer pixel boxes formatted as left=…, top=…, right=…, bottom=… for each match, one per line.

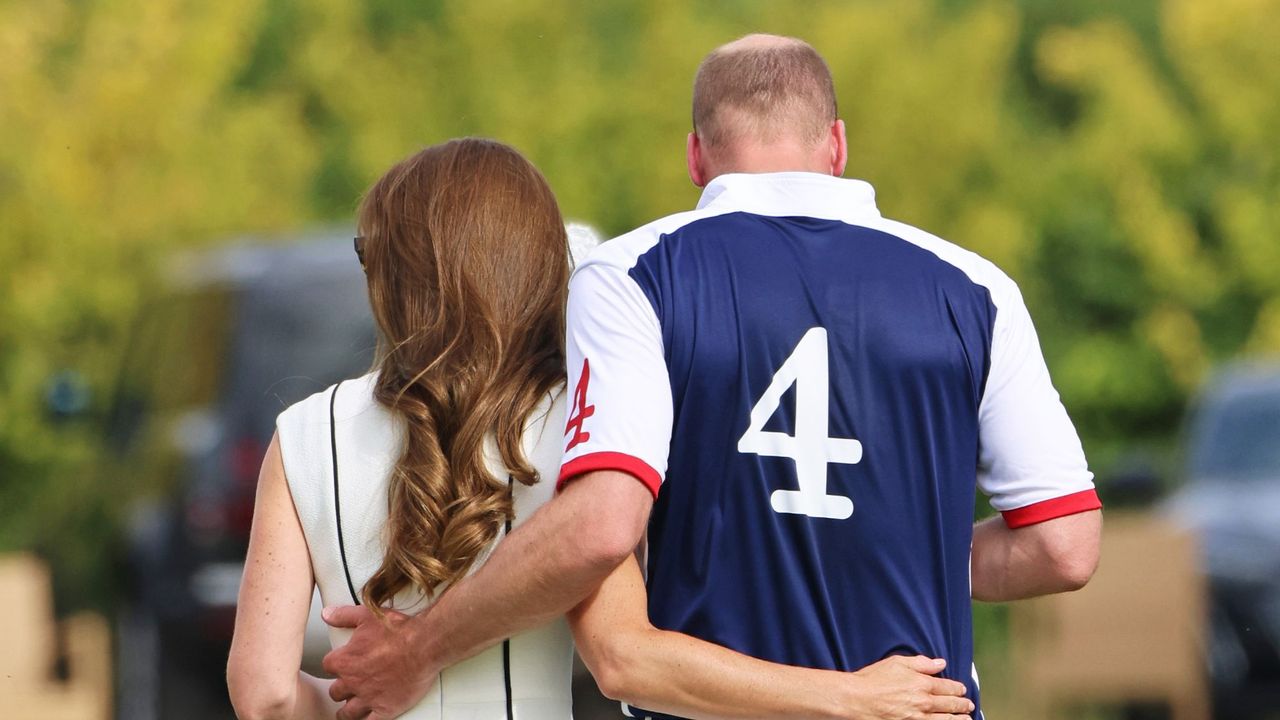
left=692, top=34, right=838, bottom=149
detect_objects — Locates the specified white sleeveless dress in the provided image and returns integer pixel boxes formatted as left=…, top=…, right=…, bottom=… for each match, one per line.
left=276, top=373, right=573, bottom=720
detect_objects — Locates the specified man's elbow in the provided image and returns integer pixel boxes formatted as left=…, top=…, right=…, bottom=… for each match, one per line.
left=1044, top=511, right=1102, bottom=592
left=561, top=470, right=653, bottom=572
left=577, top=518, right=644, bottom=574
left=1050, top=546, right=1099, bottom=591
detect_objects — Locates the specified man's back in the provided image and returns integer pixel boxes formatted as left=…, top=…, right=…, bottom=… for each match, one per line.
left=644, top=208, right=989, bottom=673
left=562, top=172, right=1099, bottom=717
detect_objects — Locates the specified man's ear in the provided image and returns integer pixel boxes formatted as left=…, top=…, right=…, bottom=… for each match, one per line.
left=686, top=132, right=708, bottom=188
left=830, top=119, right=848, bottom=177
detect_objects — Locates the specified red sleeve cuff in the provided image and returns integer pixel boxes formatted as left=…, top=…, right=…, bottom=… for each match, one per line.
left=558, top=452, right=662, bottom=499
left=1001, top=489, right=1102, bottom=529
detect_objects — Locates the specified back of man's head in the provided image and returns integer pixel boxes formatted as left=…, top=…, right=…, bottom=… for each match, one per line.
left=692, top=34, right=837, bottom=152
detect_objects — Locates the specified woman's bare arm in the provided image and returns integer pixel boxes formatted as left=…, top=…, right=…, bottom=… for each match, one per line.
left=569, top=557, right=974, bottom=720
left=227, top=433, right=341, bottom=720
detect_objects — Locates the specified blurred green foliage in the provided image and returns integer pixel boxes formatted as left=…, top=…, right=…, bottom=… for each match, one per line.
left=1, top=0, right=1277, bottom=635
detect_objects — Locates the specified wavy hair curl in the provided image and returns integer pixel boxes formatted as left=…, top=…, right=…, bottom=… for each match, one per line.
left=356, top=138, right=569, bottom=608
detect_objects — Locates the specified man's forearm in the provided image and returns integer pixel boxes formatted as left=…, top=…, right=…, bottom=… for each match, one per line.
left=408, top=470, right=654, bottom=674
left=970, top=509, right=1102, bottom=602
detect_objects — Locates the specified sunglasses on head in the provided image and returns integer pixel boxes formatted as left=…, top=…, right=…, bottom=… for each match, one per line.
left=353, top=236, right=366, bottom=270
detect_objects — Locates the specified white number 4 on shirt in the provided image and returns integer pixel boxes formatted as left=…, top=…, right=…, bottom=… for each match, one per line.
left=738, top=327, right=861, bottom=520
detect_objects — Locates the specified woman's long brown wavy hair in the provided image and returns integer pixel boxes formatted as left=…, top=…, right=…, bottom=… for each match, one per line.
left=357, top=138, right=569, bottom=609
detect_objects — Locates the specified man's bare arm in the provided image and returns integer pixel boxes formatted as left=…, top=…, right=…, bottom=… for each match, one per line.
left=416, top=469, right=653, bottom=663
left=970, top=509, right=1102, bottom=602
left=321, top=470, right=652, bottom=720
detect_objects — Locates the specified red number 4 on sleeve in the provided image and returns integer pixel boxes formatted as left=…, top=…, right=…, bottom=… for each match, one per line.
left=565, top=358, right=595, bottom=451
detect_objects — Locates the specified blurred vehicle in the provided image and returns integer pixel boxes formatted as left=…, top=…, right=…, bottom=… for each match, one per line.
left=1161, top=361, right=1280, bottom=718
left=109, top=231, right=375, bottom=719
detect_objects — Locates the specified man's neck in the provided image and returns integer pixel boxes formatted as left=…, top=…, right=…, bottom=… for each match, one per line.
left=710, top=143, right=834, bottom=178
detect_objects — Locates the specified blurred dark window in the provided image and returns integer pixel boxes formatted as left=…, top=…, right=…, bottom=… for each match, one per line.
left=1189, top=390, right=1280, bottom=482
left=222, top=273, right=376, bottom=442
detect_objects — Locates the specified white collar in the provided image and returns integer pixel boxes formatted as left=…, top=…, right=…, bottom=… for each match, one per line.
left=694, top=172, right=880, bottom=223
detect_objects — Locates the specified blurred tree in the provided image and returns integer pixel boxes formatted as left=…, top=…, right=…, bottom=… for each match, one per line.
left=1, top=0, right=1278, bottom=618
left=0, top=0, right=319, bottom=599
left=1020, top=0, right=1280, bottom=459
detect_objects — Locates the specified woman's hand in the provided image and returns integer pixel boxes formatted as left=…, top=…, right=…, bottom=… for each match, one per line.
left=835, top=655, right=973, bottom=720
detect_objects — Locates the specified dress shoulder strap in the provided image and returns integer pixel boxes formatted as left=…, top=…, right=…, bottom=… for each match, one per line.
left=329, top=380, right=361, bottom=605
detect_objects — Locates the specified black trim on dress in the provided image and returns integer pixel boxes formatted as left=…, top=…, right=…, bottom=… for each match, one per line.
left=329, top=381, right=361, bottom=605
left=503, top=475, right=514, bottom=720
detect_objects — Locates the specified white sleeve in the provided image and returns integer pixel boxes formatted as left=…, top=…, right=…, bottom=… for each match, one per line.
left=557, top=263, right=672, bottom=497
left=978, top=281, right=1100, bottom=528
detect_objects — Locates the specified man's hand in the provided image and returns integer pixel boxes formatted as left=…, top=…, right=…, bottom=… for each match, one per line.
left=321, top=605, right=437, bottom=720
left=843, top=656, right=973, bottom=720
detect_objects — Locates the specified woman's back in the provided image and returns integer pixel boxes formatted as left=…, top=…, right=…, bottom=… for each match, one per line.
left=276, top=372, right=573, bottom=720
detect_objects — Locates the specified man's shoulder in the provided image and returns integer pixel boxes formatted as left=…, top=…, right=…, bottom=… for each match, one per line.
left=858, top=214, right=1021, bottom=304
left=576, top=208, right=724, bottom=273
